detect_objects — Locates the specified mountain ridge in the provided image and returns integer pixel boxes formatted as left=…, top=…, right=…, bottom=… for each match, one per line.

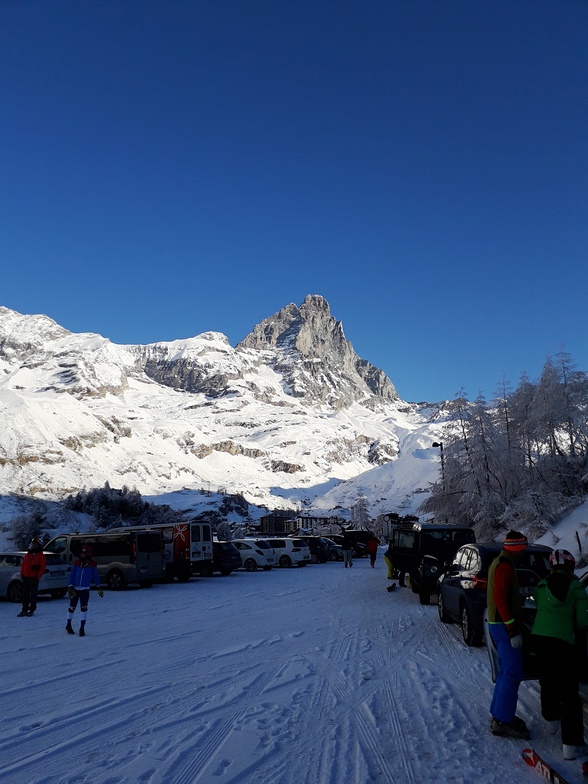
left=0, top=297, right=443, bottom=516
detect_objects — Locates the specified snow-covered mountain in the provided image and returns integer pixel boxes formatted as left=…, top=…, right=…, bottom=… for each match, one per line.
left=0, top=296, right=445, bottom=516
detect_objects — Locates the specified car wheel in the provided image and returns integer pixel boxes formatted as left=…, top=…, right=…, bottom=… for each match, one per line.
left=244, top=558, right=257, bottom=572
left=279, top=555, right=292, bottom=567
left=310, top=554, right=319, bottom=564
left=329, top=551, right=338, bottom=562
left=7, top=580, right=23, bottom=603
left=50, top=589, right=67, bottom=599
left=461, top=603, right=483, bottom=647
left=437, top=591, right=452, bottom=623
left=107, top=569, right=126, bottom=591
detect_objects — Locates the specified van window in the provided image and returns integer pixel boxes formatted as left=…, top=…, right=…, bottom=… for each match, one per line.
left=395, top=531, right=416, bottom=549
left=48, top=536, right=67, bottom=554
left=73, top=536, right=132, bottom=558
left=191, top=525, right=201, bottom=542
left=137, top=533, right=162, bottom=553
left=202, top=525, right=211, bottom=541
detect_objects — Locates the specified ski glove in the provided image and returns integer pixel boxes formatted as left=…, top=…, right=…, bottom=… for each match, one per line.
left=68, top=586, right=76, bottom=600
left=97, top=587, right=104, bottom=598
left=510, top=634, right=523, bottom=649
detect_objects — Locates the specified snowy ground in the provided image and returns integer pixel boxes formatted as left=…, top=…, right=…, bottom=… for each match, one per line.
left=1, top=552, right=586, bottom=784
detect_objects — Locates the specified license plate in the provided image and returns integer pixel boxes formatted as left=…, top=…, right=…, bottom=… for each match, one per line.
left=50, top=571, right=65, bottom=577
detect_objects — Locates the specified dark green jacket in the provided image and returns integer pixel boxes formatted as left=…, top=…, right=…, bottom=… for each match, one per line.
left=531, top=570, right=588, bottom=646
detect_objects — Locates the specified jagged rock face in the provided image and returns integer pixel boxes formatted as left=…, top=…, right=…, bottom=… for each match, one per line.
left=238, top=294, right=398, bottom=410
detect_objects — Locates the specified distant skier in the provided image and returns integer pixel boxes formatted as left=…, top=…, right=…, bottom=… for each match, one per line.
left=383, top=542, right=404, bottom=587
left=18, top=537, right=46, bottom=617
left=366, top=535, right=379, bottom=567
left=65, top=544, right=103, bottom=637
left=340, top=532, right=354, bottom=568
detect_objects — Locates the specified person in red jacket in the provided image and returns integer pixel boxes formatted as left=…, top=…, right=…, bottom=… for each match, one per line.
left=18, top=537, right=46, bottom=617
left=366, top=535, right=379, bottom=568
left=487, top=530, right=530, bottom=739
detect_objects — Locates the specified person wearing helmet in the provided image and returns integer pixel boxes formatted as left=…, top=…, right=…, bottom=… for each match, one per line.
left=486, top=530, right=530, bottom=739
left=65, top=544, right=103, bottom=637
left=18, top=537, right=47, bottom=617
left=531, top=548, right=588, bottom=760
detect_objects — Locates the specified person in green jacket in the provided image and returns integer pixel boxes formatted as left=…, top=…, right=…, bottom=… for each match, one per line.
left=531, top=549, right=588, bottom=761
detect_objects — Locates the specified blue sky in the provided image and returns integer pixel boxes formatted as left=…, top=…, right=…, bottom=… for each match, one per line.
left=2, top=1, right=587, bottom=403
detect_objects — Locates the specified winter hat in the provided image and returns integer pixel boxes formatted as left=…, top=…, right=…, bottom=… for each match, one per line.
left=549, top=549, right=575, bottom=570
left=503, top=530, right=528, bottom=552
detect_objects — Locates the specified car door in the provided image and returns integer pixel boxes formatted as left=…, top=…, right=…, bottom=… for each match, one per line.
left=0, top=554, right=16, bottom=597
left=442, top=547, right=471, bottom=616
left=392, top=529, right=416, bottom=575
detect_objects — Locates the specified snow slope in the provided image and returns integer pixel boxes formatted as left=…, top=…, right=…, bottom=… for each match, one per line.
left=1, top=555, right=585, bottom=784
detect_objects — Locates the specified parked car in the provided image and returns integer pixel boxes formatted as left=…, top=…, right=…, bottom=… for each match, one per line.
left=0, top=551, right=71, bottom=603
left=385, top=520, right=476, bottom=605
left=321, top=537, right=344, bottom=561
left=203, top=541, right=243, bottom=576
left=231, top=539, right=275, bottom=571
left=295, top=536, right=331, bottom=564
left=438, top=541, right=553, bottom=646
left=264, top=538, right=311, bottom=567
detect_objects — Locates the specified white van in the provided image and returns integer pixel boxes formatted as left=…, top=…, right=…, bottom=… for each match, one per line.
left=232, top=539, right=275, bottom=571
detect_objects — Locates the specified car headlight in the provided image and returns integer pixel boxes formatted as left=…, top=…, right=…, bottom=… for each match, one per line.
left=428, top=565, right=439, bottom=575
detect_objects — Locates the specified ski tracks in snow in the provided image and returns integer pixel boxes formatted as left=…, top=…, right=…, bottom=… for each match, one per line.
left=1, top=562, right=574, bottom=784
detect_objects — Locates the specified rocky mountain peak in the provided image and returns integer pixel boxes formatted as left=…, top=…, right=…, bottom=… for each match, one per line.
left=238, top=294, right=398, bottom=410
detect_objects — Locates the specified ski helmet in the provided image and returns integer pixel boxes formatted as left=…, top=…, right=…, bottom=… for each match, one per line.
left=549, top=549, right=575, bottom=570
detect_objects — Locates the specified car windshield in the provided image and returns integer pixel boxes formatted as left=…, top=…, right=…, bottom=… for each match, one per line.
left=421, top=530, right=474, bottom=550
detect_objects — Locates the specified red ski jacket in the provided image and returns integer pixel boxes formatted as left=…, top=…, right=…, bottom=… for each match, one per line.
left=20, top=551, right=47, bottom=581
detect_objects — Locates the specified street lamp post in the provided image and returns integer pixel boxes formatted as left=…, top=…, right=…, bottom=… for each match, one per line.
left=432, top=442, right=446, bottom=493
left=432, top=441, right=447, bottom=523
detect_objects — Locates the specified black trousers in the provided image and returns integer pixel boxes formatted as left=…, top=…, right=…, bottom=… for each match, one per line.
left=533, top=635, right=584, bottom=746
left=21, top=576, right=40, bottom=612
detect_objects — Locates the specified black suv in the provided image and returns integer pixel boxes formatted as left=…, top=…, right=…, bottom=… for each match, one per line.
left=296, top=536, right=331, bottom=564
left=386, top=521, right=476, bottom=605
left=438, top=541, right=552, bottom=646
left=203, top=541, right=242, bottom=576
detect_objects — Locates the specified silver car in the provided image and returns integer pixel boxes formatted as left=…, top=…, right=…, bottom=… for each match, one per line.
left=0, top=551, right=71, bottom=603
